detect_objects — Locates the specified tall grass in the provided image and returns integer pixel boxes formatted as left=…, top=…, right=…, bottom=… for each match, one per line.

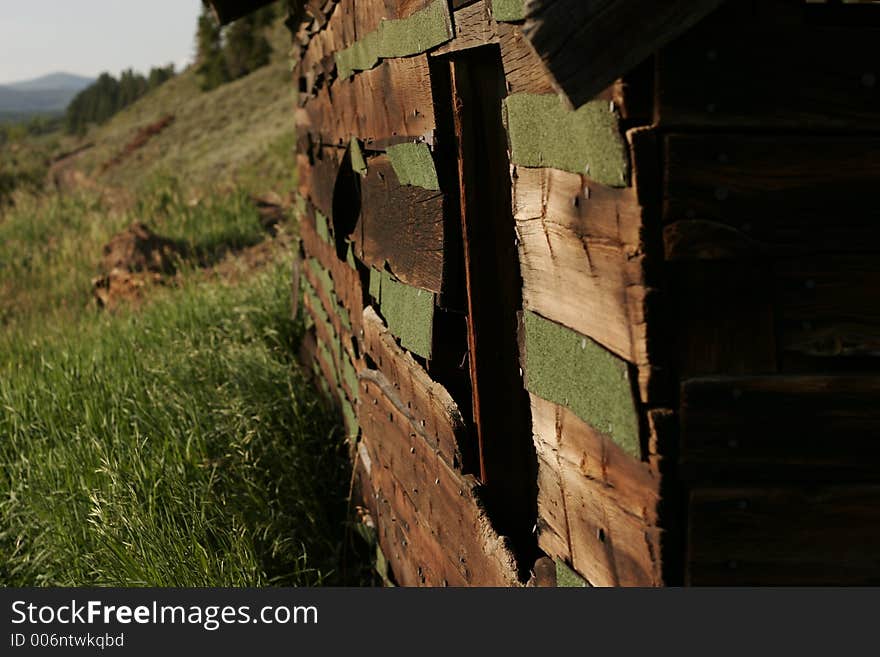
left=0, top=182, right=365, bottom=586
left=0, top=258, right=359, bottom=586
left=0, top=179, right=266, bottom=330
left=0, top=192, right=124, bottom=327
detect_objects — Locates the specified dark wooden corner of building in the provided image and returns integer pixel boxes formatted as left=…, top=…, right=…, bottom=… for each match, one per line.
left=522, top=0, right=726, bottom=108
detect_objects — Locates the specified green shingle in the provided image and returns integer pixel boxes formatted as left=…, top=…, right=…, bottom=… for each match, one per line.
left=386, top=142, right=440, bottom=191
left=335, top=0, right=452, bottom=79
left=349, top=138, right=367, bottom=176
left=503, top=93, right=629, bottom=187
left=523, top=310, right=640, bottom=457
left=556, top=560, right=588, bottom=588
left=491, top=0, right=527, bottom=22
left=370, top=268, right=434, bottom=359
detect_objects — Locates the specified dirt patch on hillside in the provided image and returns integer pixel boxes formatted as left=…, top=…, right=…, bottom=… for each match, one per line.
left=47, top=142, right=134, bottom=209
left=252, top=192, right=288, bottom=235
left=99, top=115, right=175, bottom=175
left=100, top=221, right=187, bottom=274
left=92, top=205, right=293, bottom=311
left=92, top=222, right=188, bottom=310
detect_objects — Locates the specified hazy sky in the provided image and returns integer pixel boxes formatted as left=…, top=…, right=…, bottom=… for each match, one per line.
left=0, top=0, right=203, bottom=84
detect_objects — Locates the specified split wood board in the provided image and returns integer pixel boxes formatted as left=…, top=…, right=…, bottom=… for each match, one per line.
left=531, top=394, right=662, bottom=587
left=432, top=1, right=500, bottom=56
left=361, top=306, right=466, bottom=470
left=302, top=54, right=436, bottom=147
left=299, top=145, right=343, bottom=222
left=351, top=154, right=446, bottom=293
left=358, top=370, right=521, bottom=586
left=512, top=165, right=658, bottom=400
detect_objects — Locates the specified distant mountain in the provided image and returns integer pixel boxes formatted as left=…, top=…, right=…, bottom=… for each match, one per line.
left=6, top=72, right=95, bottom=92
left=0, top=72, right=95, bottom=120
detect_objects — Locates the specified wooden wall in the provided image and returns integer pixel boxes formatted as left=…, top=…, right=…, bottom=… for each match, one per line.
left=290, top=0, right=880, bottom=586
left=655, top=0, right=880, bottom=585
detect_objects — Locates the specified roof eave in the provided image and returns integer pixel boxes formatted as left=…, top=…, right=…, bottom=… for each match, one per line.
left=522, top=0, right=727, bottom=108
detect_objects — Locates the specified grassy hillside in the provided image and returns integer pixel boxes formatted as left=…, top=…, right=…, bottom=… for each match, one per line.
left=69, top=19, right=296, bottom=195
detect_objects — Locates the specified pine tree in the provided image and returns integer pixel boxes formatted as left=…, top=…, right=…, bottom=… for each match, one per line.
left=64, top=67, right=174, bottom=135
left=147, top=65, right=175, bottom=91
left=196, top=8, right=229, bottom=91
left=223, top=14, right=271, bottom=81
left=194, top=3, right=276, bottom=93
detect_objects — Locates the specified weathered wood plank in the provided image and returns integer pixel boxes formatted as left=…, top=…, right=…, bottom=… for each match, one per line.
left=656, top=2, right=880, bottom=130
left=531, top=395, right=663, bottom=587
left=667, top=261, right=777, bottom=378
left=681, top=376, right=880, bottom=483
left=533, top=446, right=570, bottom=561
left=361, top=306, right=466, bottom=470
left=688, top=485, right=880, bottom=585
left=358, top=371, right=521, bottom=586
left=496, top=22, right=555, bottom=95
left=298, top=1, right=351, bottom=96
left=351, top=154, right=445, bottom=293
left=368, top=459, right=469, bottom=586
left=521, top=0, right=725, bottom=109
left=512, top=165, right=660, bottom=399
left=663, top=135, right=880, bottom=258
left=302, top=146, right=343, bottom=221
left=774, top=255, right=880, bottom=364
left=433, top=0, right=500, bottom=56
left=302, top=55, right=436, bottom=147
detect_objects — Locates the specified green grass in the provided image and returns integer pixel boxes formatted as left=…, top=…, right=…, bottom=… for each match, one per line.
left=0, top=178, right=367, bottom=587
left=0, top=127, right=66, bottom=206
left=1, top=259, right=360, bottom=586
left=0, top=192, right=125, bottom=328
left=0, top=181, right=269, bottom=330
left=0, top=10, right=365, bottom=586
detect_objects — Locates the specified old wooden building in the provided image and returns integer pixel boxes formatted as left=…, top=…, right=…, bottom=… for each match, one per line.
left=208, top=0, right=880, bottom=585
